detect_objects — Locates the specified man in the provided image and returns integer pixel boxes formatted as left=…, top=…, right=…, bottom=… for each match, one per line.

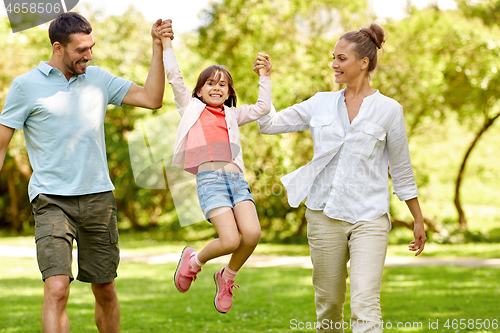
left=0, top=12, right=173, bottom=333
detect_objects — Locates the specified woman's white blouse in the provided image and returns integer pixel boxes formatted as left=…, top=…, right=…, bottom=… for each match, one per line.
left=258, top=89, right=418, bottom=224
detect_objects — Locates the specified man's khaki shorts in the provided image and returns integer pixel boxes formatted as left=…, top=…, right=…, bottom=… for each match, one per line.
left=32, top=191, right=119, bottom=283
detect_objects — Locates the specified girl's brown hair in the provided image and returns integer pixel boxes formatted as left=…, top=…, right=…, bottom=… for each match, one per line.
left=340, top=23, right=386, bottom=73
left=192, top=65, right=237, bottom=107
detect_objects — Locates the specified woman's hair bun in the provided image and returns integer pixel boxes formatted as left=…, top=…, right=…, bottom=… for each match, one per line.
left=339, top=23, right=386, bottom=73
left=359, top=23, right=385, bottom=49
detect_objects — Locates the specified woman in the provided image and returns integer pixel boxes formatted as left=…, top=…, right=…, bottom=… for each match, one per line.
left=254, top=24, right=426, bottom=332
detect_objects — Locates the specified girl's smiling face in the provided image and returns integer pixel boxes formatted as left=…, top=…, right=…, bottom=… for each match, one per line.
left=197, top=71, right=230, bottom=107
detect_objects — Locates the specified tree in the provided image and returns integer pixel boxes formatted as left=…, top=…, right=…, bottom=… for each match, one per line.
left=3, top=3, right=497, bottom=239
left=375, top=8, right=500, bottom=232
left=0, top=18, right=50, bottom=233
left=443, top=3, right=500, bottom=231
left=457, top=0, right=500, bottom=26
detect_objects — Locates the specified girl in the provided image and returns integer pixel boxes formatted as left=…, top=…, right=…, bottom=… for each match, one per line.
left=157, top=23, right=272, bottom=314
left=254, top=24, right=425, bottom=332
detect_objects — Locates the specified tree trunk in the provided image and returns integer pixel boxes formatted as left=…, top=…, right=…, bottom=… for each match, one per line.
left=294, top=211, right=307, bottom=237
left=116, top=200, right=142, bottom=230
left=13, top=153, right=32, bottom=181
left=391, top=215, right=448, bottom=237
left=7, top=174, right=21, bottom=233
left=454, top=112, right=500, bottom=231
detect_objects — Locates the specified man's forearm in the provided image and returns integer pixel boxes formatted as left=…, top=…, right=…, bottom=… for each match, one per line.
left=0, top=124, right=15, bottom=172
left=142, top=42, right=165, bottom=108
left=0, top=151, right=6, bottom=172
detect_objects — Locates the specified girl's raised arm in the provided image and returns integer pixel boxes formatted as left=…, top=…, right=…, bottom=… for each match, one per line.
left=158, top=20, right=191, bottom=115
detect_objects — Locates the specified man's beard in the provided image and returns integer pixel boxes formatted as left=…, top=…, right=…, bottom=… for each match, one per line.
left=63, top=53, right=87, bottom=75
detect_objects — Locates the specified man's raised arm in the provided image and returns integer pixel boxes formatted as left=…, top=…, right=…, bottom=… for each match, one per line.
left=121, top=19, right=174, bottom=109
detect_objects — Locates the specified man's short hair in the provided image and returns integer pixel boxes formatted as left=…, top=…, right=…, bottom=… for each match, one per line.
left=48, top=12, right=92, bottom=47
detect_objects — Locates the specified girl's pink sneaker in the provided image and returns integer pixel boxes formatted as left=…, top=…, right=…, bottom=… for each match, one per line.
left=174, top=246, right=200, bottom=292
left=213, top=268, right=240, bottom=313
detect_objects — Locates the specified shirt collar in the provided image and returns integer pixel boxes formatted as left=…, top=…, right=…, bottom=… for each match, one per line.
left=37, top=61, right=56, bottom=76
left=36, top=61, right=85, bottom=79
left=340, top=88, right=380, bottom=100
left=367, top=89, right=380, bottom=98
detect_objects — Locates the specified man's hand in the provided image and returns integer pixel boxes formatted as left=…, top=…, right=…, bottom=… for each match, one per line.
left=253, top=53, right=272, bottom=77
left=152, top=19, right=174, bottom=45
left=151, top=18, right=164, bottom=45
left=122, top=19, right=168, bottom=109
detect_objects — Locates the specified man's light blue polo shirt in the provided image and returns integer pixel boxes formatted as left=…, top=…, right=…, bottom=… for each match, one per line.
left=0, top=62, right=133, bottom=201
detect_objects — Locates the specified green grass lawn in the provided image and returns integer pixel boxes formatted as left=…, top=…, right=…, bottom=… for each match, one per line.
left=1, top=256, right=499, bottom=333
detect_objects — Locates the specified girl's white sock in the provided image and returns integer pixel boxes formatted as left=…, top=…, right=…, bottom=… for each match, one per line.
left=222, top=265, right=238, bottom=281
left=189, top=252, right=205, bottom=271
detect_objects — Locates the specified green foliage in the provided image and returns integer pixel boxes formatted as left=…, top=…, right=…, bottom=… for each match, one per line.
left=373, top=8, right=500, bottom=236
left=1, top=2, right=499, bottom=243
left=197, top=0, right=368, bottom=107
left=458, top=0, right=500, bottom=26
left=374, top=8, right=500, bottom=133
left=0, top=18, right=51, bottom=232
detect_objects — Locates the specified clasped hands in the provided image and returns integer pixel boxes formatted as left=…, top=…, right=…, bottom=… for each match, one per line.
left=151, top=19, right=173, bottom=45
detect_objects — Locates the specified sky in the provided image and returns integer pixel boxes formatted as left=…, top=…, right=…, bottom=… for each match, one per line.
left=0, top=0, right=457, bottom=34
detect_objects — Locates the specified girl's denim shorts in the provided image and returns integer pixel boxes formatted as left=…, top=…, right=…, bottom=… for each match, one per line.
left=196, top=171, right=255, bottom=221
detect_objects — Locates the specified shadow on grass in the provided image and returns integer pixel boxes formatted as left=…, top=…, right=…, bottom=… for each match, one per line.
left=382, top=266, right=500, bottom=332
left=0, top=277, right=44, bottom=333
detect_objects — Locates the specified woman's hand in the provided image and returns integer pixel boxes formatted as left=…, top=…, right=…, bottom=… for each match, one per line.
left=405, top=198, right=426, bottom=256
left=409, top=219, right=426, bottom=256
left=253, top=53, right=272, bottom=76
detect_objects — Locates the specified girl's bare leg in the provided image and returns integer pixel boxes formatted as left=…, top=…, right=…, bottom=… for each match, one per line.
left=197, top=207, right=240, bottom=263
left=227, top=200, right=261, bottom=271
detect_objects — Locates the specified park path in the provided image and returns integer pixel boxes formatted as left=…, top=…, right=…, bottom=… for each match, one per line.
left=1, top=245, right=500, bottom=268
